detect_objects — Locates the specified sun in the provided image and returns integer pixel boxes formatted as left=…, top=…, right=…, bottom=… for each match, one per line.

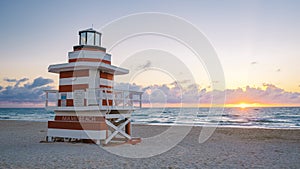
left=226, top=102, right=284, bottom=108
left=237, top=103, right=250, bottom=109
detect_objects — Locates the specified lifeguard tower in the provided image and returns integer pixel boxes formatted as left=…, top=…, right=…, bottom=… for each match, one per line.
left=45, top=28, right=142, bottom=145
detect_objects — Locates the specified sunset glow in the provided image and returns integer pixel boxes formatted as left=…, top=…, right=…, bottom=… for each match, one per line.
left=237, top=103, right=249, bottom=109
left=230, top=102, right=268, bottom=109
left=225, top=103, right=300, bottom=108
left=0, top=1, right=300, bottom=108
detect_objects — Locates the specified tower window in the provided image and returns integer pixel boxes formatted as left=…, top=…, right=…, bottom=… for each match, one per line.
left=80, top=32, right=86, bottom=45
left=95, top=33, right=100, bottom=46
left=79, top=29, right=101, bottom=46
left=87, top=32, right=95, bottom=45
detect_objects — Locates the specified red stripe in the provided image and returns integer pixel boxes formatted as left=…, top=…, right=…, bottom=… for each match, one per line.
left=99, top=85, right=112, bottom=88
left=57, top=99, right=87, bottom=107
left=99, top=85, right=112, bottom=93
left=69, top=58, right=111, bottom=64
left=48, top=121, right=107, bottom=130
left=60, top=70, right=89, bottom=79
left=102, top=100, right=113, bottom=106
left=54, top=116, right=105, bottom=122
left=58, top=99, right=73, bottom=106
left=100, top=72, right=114, bottom=80
left=73, top=46, right=106, bottom=52
left=59, top=84, right=88, bottom=92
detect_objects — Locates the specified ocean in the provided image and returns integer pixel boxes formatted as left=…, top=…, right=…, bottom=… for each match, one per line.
left=0, top=107, right=299, bottom=129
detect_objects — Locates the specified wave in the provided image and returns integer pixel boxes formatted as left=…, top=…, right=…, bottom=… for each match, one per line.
left=0, top=107, right=300, bottom=128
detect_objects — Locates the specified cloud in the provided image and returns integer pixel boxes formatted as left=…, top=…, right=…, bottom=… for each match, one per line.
left=170, top=80, right=191, bottom=86
left=15, top=78, right=29, bottom=87
left=4, top=78, right=29, bottom=87
left=136, top=60, right=152, bottom=69
left=0, top=77, right=54, bottom=106
left=1, top=76, right=299, bottom=107
left=118, top=82, right=300, bottom=106
left=211, top=85, right=300, bottom=105
left=24, top=77, right=53, bottom=89
left=250, top=61, right=258, bottom=65
left=142, top=83, right=183, bottom=104
left=4, top=78, right=17, bottom=82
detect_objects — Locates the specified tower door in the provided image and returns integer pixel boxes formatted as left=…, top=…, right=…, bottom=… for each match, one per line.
left=60, top=93, right=67, bottom=107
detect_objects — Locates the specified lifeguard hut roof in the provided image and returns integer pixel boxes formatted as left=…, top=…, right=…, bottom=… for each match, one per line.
left=79, top=28, right=101, bottom=35
left=48, top=62, right=129, bottom=75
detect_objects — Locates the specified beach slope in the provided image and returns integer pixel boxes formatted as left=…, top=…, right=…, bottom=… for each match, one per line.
left=0, top=120, right=299, bottom=168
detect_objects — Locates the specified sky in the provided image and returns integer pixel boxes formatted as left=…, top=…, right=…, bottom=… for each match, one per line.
left=0, top=0, right=299, bottom=107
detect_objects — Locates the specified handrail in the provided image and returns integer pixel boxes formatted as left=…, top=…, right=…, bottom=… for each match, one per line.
left=44, top=88, right=143, bottom=110
left=95, top=88, right=143, bottom=109
left=44, top=90, right=59, bottom=111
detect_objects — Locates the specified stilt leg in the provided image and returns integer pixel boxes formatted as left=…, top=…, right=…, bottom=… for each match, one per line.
left=96, top=140, right=101, bottom=145
left=47, top=136, right=52, bottom=142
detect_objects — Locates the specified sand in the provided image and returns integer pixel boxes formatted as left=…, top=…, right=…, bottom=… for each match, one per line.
left=0, top=120, right=299, bottom=168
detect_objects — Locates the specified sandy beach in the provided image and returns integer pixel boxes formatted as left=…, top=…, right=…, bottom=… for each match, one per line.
left=0, top=120, right=299, bottom=168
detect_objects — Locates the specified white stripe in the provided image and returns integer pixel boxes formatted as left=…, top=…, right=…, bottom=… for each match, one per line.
left=67, top=92, right=73, bottom=99
left=49, top=62, right=129, bottom=75
left=54, top=107, right=134, bottom=113
left=68, top=50, right=111, bottom=61
left=47, top=129, right=106, bottom=140
left=59, top=77, right=89, bottom=85
left=99, top=78, right=113, bottom=86
left=86, top=89, right=98, bottom=105
left=54, top=110, right=109, bottom=116
left=88, top=70, right=99, bottom=89
left=99, top=93, right=113, bottom=100
left=59, top=92, right=86, bottom=99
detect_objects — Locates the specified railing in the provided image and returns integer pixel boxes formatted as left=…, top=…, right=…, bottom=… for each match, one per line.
left=44, top=90, right=59, bottom=111
left=44, top=88, right=143, bottom=110
left=96, top=88, right=143, bottom=110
